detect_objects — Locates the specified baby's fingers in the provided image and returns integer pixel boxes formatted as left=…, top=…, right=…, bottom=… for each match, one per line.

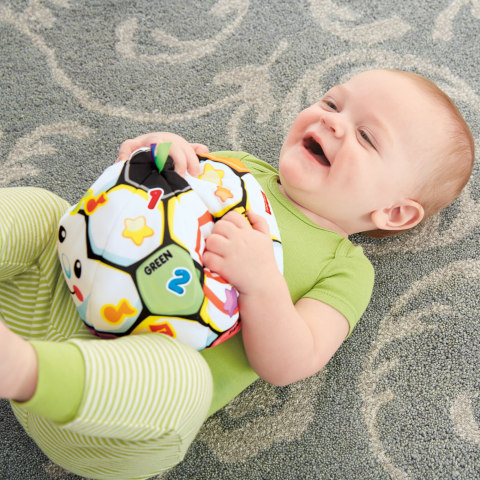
left=116, top=133, right=162, bottom=163
left=166, top=143, right=200, bottom=177
left=182, top=149, right=201, bottom=177
left=246, top=210, right=270, bottom=235
left=191, top=143, right=209, bottom=156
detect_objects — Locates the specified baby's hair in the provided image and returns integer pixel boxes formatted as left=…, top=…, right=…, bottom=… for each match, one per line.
left=366, top=69, right=475, bottom=239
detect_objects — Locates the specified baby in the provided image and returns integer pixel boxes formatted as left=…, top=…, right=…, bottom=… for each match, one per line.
left=117, top=69, right=474, bottom=384
left=0, top=69, right=474, bottom=480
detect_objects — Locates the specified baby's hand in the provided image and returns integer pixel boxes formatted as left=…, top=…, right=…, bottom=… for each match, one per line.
left=116, top=132, right=209, bottom=177
left=203, top=210, right=280, bottom=295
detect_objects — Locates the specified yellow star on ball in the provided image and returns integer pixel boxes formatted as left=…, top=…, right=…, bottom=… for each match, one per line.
left=198, top=164, right=225, bottom=185
left=122, top=216, right=154, bottom=246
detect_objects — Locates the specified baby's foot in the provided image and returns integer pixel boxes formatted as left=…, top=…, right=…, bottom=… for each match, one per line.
left=0, top=319, right=38, bottom=401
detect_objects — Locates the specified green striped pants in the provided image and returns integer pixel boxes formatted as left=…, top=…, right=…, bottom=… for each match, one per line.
left=0, top=187, right=213, bottom=480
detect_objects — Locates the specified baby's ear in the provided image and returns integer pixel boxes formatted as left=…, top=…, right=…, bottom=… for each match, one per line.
left=371, top=200, right=424, bottom=232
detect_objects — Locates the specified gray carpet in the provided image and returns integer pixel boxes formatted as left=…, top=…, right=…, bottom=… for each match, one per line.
left=1, top=1, right=479, bottom=479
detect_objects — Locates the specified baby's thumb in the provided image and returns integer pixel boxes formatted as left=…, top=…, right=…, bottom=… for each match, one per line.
left=116, top=139, right=137, bottom=163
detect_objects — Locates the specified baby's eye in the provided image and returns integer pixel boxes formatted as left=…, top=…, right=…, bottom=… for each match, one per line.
left=359, top=129, right=375, bottom=148
left=322, top=99, right=338, bottom=111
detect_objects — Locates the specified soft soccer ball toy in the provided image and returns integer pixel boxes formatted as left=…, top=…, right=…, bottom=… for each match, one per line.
left=57, top=144, right=282, bottom=350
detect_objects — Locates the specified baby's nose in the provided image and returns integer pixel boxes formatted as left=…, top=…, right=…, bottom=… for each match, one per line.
left=321, top=114, right=345, bottom=137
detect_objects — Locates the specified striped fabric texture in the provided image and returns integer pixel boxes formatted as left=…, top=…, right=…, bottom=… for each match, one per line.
left=0, top=187, right=213, bottom=479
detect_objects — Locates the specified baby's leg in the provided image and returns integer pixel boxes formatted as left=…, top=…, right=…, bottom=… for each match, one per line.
left=0, top=318, right=37, bottom=401
left=0, top=187, right=67, bottom=400
left=0, top=187, right=72, bottom=339
left=0, top=187, right=214, bottom=478
left=0, top=187, right=69, bottom=281
left=17, top=334, right=213, bottom=479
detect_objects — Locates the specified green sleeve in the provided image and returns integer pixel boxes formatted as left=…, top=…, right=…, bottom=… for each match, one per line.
left=12, top=341, right=85, bottom=423
left=303, top=241, right=374, bottom=335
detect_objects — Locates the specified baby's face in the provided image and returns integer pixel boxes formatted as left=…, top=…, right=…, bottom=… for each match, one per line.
left=278, top=69, right=442, bottom=235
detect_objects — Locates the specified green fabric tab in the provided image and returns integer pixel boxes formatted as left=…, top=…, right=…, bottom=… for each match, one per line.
left=12, top=341, right=85, bottom=424
left=201, top=334, right=258, bottom=416
left=152, top=142, right=172, bottom=172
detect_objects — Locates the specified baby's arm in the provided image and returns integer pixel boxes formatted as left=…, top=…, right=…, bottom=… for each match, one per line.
left=204, top=210, right=349, bottom=386
left=117, top=132, right=209, bottom=177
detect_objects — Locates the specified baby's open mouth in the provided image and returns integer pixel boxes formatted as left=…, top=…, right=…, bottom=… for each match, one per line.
left=303, top=136, right=330, bottom=166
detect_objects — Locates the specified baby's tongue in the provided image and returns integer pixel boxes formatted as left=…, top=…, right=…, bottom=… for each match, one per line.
left=304, top=138, right=329, bottom=166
